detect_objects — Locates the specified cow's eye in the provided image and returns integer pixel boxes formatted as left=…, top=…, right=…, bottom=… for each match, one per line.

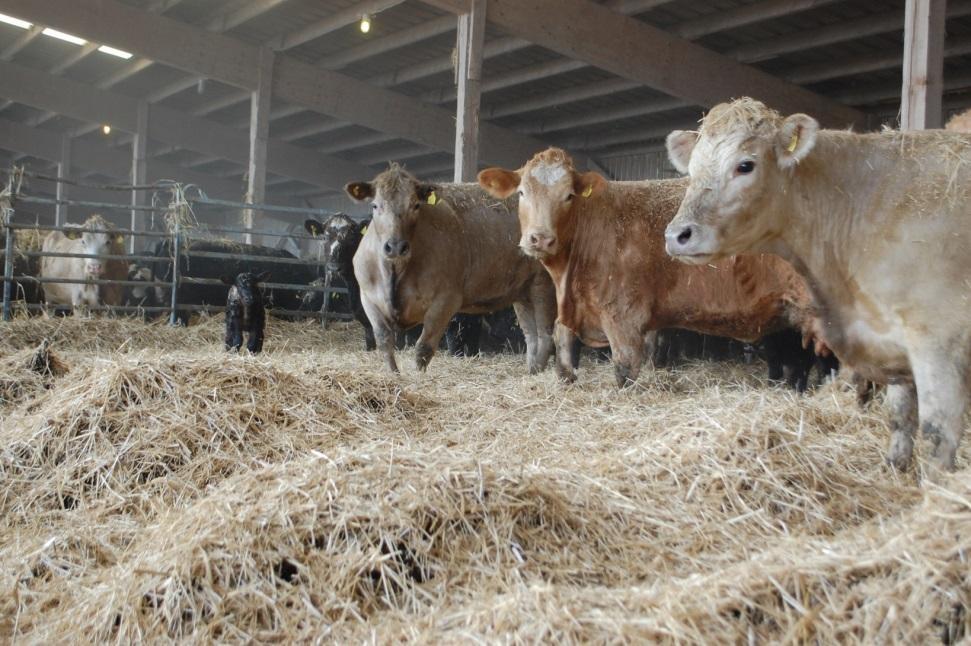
left=517, top=190, right=524, bottom=196
left=565, top=194, right=574, bottom=202
left=736, top=160, right=755, bottom=174
left=371, top=203, right=377, bottom=210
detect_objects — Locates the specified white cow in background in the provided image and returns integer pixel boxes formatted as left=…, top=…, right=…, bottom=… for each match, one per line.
left=40, top=213, right=126, bottom=310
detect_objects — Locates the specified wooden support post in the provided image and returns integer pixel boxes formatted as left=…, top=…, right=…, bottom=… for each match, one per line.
left=56, top=136, right=71, bottom=226
left=454, top=0, right=487, bottom=182
left=245, top=46, right=274, bottom=245
left=901, top=0, right=946, bottom=129
left=131, top=100, right=149, bottom=253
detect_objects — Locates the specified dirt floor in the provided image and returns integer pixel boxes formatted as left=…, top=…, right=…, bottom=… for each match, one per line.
left=0, top=314, right=968, bottom=643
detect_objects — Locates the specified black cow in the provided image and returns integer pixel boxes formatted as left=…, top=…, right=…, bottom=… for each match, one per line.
left=222, top=272, right=268, bottom=354
left=122, top=263, right=165, bottom=316
left=304, top=215, right=375, bottom=350
left=0, top=232, right=44, bottom=310
left=761, top=328, right=840, bottom=393
left=150, top=238, right=316, bottom=325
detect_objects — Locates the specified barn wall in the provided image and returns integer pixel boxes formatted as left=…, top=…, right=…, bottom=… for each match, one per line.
left=600, top=151, right=677, bottom=181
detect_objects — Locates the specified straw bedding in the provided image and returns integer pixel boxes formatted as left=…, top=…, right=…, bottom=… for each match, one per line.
left=0, top=315, right=967, bottom=643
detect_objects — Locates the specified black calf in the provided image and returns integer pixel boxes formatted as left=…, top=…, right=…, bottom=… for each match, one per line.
left=761, top=328, right=839, bottom=393
left=223, top=272, right=269, bottom=354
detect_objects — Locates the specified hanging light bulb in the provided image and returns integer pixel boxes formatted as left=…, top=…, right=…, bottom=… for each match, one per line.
left=360, top=14, right=371, bottom=33
left=102, top=124, right=112, bottom=135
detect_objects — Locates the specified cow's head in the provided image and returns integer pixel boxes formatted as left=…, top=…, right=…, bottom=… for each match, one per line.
left=305, top=213, right=367, bottom=272
left=344, top=164, right=438, bottom=265
left=664, top=98, right=818, bottom=264
left=66, top=214, right=124, bottom=278
left=479, top=148, right=605, bottom=259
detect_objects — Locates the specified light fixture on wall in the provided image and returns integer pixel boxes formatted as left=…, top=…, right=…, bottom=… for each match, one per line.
left=360, top=14, right=371, bottom=33
left=102, top=124, right=112, bottom=135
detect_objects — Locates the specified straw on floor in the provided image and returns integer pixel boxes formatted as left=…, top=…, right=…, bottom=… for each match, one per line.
left=0, top=315, right=967, bottom=643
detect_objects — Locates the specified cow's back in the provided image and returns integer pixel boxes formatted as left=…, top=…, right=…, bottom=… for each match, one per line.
left=561, top=178, right=811, bottom=344
left=404, top=184, right=542, bottom=316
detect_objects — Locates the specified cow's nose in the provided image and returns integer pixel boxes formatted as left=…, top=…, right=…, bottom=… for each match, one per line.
left=529, top=233, right=556, bottom=250
left=665, top=224, right=694, bottom=251
left=676, top=225, right=693, bottom=245
left=383, top=239, right=410, bottom=258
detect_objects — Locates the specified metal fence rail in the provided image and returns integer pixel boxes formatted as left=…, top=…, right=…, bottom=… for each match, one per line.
left=1, top=173, right=354, bottom=325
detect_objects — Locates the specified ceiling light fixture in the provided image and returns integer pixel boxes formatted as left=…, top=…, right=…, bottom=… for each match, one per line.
left=98, top=45, right=133, bottom=59
left=42, top=28, right=87, bottom=46
left=360, top=14, right=371, bottom=33
left=102, top=124, right=112, bottom=135
left=0, top=13, right=32, bottom=29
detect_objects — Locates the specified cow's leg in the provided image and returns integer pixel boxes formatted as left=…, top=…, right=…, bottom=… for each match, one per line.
left=602, top=318, right=644, bottom=389
left=247, top=308, right=265, bottom=354
left=570, top=335, right=582, bottom=370
left=909, top=345, right=970, bottom=474
left=446, top=314, right=482, bottom=357
left=350, top=284, right=376, bottom=351
left=225, top=309, right=243, bottom=352
left=642, top=331, right=658, bottom=369
left=554, top=321, right=578, bottom=383
left=512, top=302, right=539, bottom=372
left=529, top=282, right=556, bottom=373
left=415, top=297, right=460, bottom=371
left=361, top=296, right=398, bottom=373
left=885, top=383, right=918, bottom=471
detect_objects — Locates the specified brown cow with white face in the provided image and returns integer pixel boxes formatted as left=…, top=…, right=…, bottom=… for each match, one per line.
left=479, top=148, right=821, bottom=388
left=664, top=97, right=971, bottom=474
left=350, top=163, right=556, bottom=374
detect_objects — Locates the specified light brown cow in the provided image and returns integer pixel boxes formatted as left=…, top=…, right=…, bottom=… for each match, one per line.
left=40, top=213, right=126, bottom=310
left=664, top=97, right=971, bottom=474
left=478, top=148, right=820, bottom=388
left=350, top=164, right=556, bottom=373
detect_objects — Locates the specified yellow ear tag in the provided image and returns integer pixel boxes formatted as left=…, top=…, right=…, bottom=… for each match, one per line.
left=787, top=134, right=799, bottom=153
left=361, top=225, right=368, bottom=235
left=581, top=185, right=593, bottom=198
left=426, top=191, right=438, bottom=205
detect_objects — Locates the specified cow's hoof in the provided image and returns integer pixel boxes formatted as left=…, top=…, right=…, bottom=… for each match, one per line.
left=613, top=364, right=636, bottom=389
left=557, top=370, right=577, bottom=385
left=886, top=428, right=915, bottom=471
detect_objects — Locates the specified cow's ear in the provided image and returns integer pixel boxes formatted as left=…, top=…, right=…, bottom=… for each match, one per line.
left=304, top=218, right=323, bottom=236
left=344, top=181, right=374, bottom=202
left=477, top=168, right=520, bottom=199
left=776, top=114, right=818, bottom=169
left=666, top=130, right=698, bottom=175
left=415, top=183, right=440, bottom=205
left=256, top=271, right=271, bottom=283
left=220, top=275, right=235, bottom=286
left=574, top=171, right=607, bottom=199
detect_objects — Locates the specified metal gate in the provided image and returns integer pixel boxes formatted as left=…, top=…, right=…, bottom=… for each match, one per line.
left=1, top=168, right=353, bottom=325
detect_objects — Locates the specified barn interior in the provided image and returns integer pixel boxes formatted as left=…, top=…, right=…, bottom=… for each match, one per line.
left=1, top=1, right=970, bottom=643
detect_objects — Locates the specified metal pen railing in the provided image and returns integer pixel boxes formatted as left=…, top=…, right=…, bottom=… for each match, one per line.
left=1, top=171, right=353, bottom=325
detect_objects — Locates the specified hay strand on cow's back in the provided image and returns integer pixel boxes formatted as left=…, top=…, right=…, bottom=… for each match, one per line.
left=0, top=315, right=968, bottom=643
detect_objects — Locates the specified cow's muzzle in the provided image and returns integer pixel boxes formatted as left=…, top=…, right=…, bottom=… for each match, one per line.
left=521, top=231, right=557, bottom=258
left=382, top=238, right=410, bottom=259
left=664, top=221, right=715, bottom=264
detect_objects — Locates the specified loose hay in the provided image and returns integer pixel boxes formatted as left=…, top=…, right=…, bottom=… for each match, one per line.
left=0, top=316, right=968, bottom=643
